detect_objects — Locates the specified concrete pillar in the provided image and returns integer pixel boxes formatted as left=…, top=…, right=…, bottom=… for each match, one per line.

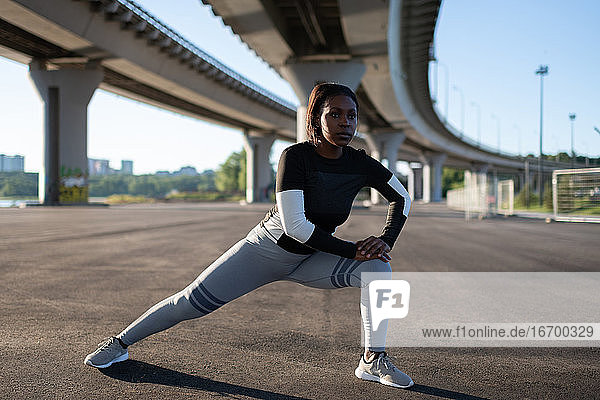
left=412, top=164, right=423, bottom=201
left=492, top=168, right=498, bottom=214
left=473, top=164, right=489, bottom=190
left=279, top=62, right=366, bottom=142
left=406, top=166, right=415, bottom=201
left=242, top=131, right=275, bottom=203
left=364, top=132, right=405, bottom=204
left=470, top=163, right=489, bottom=214
left=422, top=162, right=431, bottom=203
left=431, top=154, right=447, bottom=202
left=29, top=61, right=103, bottom=205
left=420, top=152, right=447, bottom=203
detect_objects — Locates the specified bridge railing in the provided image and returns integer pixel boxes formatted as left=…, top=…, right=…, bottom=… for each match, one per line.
left=111, top=0, right=296, bottom=111
left=431, top=101, right=522, bottom=160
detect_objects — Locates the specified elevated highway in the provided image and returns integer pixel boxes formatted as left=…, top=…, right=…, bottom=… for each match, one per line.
left=0, top=0, right=296, bottom=203
left=202, top=0, right=579, bottom=202
left=0, top=0, right=577, bottom=205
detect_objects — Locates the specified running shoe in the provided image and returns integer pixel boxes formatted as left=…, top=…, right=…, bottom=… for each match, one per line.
left=83, top=337, right=129, bottom=368
left=354, top=352, right=414, bottom=388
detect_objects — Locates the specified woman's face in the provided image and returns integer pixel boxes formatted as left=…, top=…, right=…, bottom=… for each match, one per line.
left=318, top=95, right=357, bottom=148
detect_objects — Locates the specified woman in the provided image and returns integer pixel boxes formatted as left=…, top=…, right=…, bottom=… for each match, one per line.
left=84, top=83, right=413, bottom=389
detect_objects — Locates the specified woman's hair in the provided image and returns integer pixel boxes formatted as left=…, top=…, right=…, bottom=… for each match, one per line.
left=305, top=82, right=359, bottom=145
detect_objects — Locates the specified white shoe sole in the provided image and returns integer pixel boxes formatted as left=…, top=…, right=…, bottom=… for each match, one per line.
left=84, top=351, right=129, bottom=368
left=355, top=368, right=414, bottom=389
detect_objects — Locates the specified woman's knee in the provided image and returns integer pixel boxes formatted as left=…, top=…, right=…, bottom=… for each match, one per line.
left=362, top=259, right=392, bottom=275
left=350, top=259, right=392, bottom=287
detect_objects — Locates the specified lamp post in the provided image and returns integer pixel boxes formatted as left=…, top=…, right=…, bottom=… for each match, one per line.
left=470, top=101, right=481, bottom=146
left=513, top=124, right=522, bottom=156
left=569, top=113, right=576, bottom=167
left=491, top=114, right=501, bottom=152
left=453, top=85, right=465, bottom=135
left=535, top=65, right=548, bottom=206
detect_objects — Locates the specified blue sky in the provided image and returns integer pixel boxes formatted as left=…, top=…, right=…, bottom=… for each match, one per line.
left=434, top=0, right=600, bottom=157
left=0, top=0, right=598, bottom=174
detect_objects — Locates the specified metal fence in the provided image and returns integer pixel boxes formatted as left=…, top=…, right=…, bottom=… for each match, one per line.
left=552, top=168, right=600, bottom=223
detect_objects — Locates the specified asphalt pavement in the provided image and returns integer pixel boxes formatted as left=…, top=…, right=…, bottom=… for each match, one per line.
left=0, top=202, right=598, bottom=399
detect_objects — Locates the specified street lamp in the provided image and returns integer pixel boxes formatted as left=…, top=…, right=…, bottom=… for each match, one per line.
left=569, top=113, right=576, bottom=167
left=453, top=85, right=465, bottom=135
left=470, top=101, right=481, bottom=146
left=491, top=114, right=501, bottom=152
left=513, top=124, right=522, bottom=156
left=594, top=126, right=600, bottom=135
left=535, top=64, right=549, bottom=206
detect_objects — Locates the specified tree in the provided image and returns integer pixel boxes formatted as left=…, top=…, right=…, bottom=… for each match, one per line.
left=128, top=175, right=160, bottom=197
left=442, top=167, right=464, bottom=197
left=515, top=184, right=538, bottom=209
left=0, top=172, right=38, bottom=197
left=197, top=170, right=216, bottom=192
left=215, top=149, right=246, bottom=193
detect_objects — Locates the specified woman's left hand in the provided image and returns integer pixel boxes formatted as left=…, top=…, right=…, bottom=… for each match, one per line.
left=355, top=236, right=391, bottom=262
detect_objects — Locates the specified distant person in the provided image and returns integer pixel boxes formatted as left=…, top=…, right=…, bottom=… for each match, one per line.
left=84, top=83, right=413, bottom=389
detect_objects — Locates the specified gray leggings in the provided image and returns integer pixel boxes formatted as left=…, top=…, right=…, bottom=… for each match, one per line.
left=118, top=224, right=391, bottom=351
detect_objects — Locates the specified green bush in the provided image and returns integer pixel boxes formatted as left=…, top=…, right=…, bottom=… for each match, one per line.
left=0, top=172, right=38, bottom=197
left=515, top=184, right=538, bottom=208
left=215, top=150, right=246, bottom=193
left=442, top=168, right=464, bottom=197
left=88, top=172, right=216, bottom=198
left=543, top=184, right=553, bottom=210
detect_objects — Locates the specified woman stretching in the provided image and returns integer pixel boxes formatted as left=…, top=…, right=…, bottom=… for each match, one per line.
left=84, top=83, right=413, bottom=389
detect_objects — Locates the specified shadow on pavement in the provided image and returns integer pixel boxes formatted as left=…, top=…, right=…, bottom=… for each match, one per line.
left=100, top=360, right=311, bottom=400
left=410, top=384, right=491, bottom=400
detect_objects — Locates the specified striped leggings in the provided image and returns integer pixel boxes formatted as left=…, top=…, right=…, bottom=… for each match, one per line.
left=118, top=223, right=391, bottom=351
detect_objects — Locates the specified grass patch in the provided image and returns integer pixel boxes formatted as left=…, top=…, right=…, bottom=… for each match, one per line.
left=105, top=194, right=155, bottom=204
left=0, top=196, right=38, bottom=200
left=165, top=191, right=244, bottom=202
left=558, top=206, right=600, bottom=216
left=514, top=204, right=552, bottom=213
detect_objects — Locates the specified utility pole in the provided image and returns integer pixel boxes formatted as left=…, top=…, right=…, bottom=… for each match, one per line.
left=513, top=124, right=521, bottom=156
left=569, top=113, right=576, bottom=168
left=470, top=101, right=481, bottom=146
left=535, top=65, right=548, bottom=206
left=491, top=114, right=501, bottom=152
left=453, top=85, right=465, bottom=136
left=524, top=160, right=530, bottom=208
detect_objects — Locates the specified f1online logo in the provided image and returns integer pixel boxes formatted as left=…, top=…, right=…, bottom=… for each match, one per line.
left=369, top=280, right=410, bottom=331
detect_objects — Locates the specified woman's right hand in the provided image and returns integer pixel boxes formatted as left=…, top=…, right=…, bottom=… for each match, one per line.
left=354, top=237, right=392, bottom=262
left=354, top=251, right=391, bottom=262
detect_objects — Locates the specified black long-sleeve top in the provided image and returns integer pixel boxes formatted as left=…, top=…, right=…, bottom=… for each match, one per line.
left=261, top=142, right=411, bottom=259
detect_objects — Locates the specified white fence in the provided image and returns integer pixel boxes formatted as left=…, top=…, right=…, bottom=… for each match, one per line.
left=552, top=167, right=600, bottom=223
left=447, top=172, right=514, bottom=220
left=497, top=179, right=514, bottom=216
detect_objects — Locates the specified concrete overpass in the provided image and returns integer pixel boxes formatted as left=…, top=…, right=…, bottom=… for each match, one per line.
left=201, top=0, right=579, bottom=202
left=0, top=0, right=577, bottom=205
left=0, top=0, right=298, bottom=204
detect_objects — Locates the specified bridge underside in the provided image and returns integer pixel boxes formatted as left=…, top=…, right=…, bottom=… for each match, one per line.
left=0, top=0, right=579, bottom=205
left=0, top=16, right=291, bottom=131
